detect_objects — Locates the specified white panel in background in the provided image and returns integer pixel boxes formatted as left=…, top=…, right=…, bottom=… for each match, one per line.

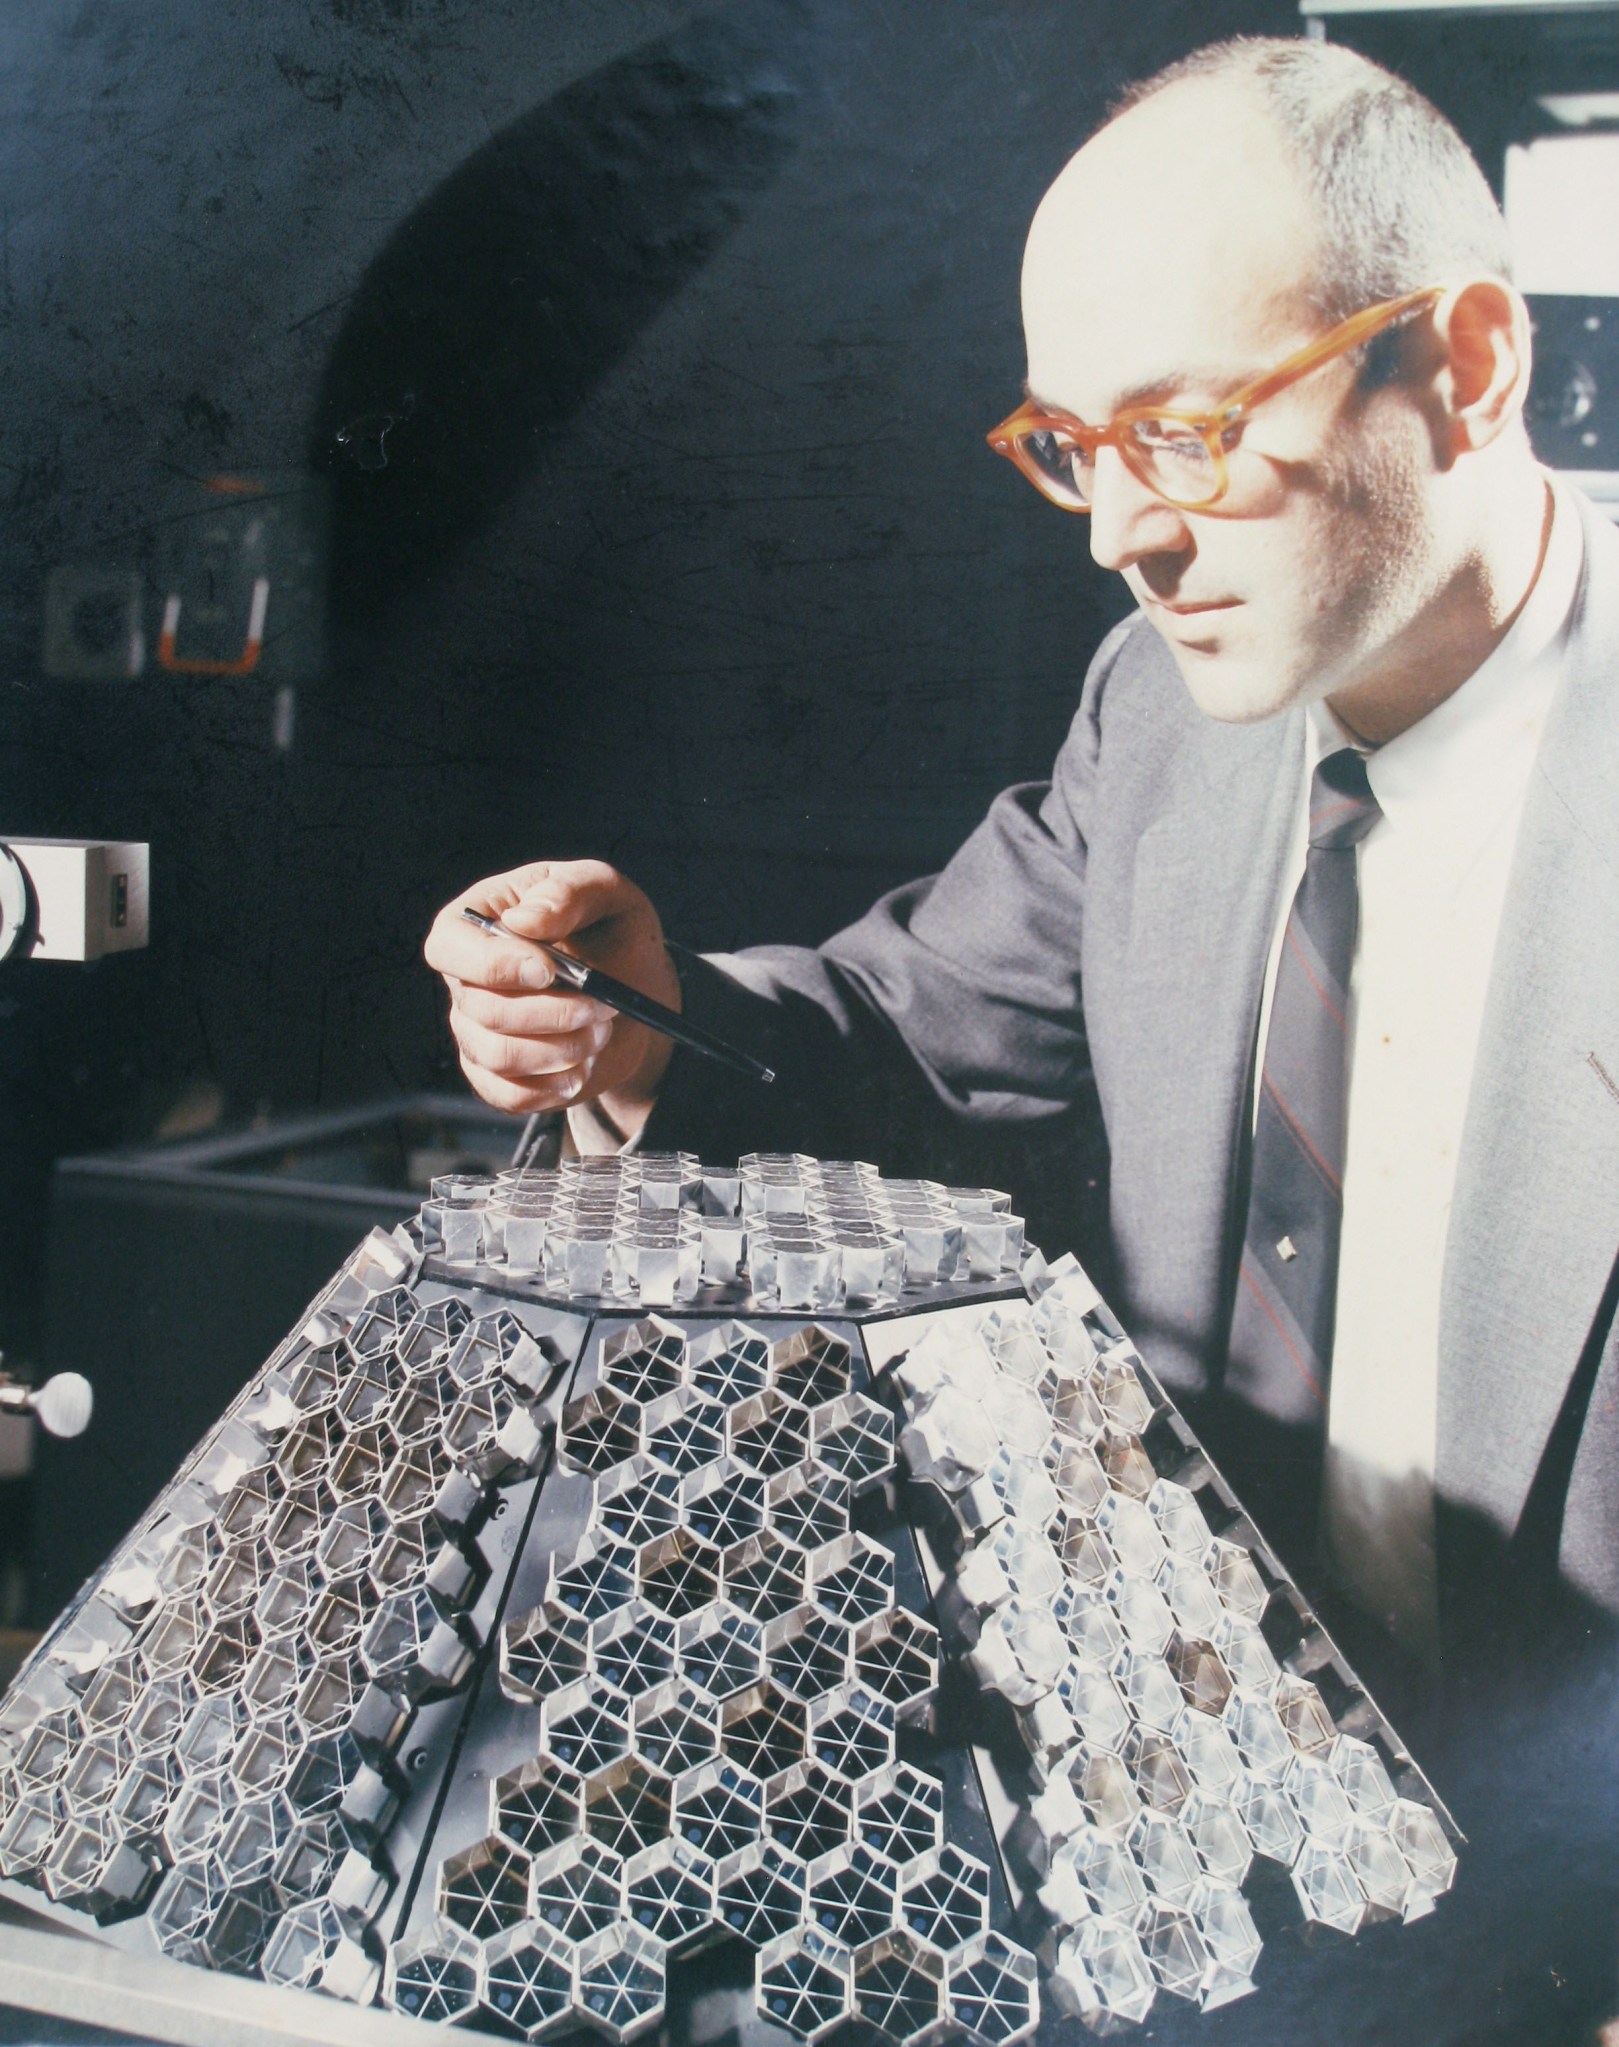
left=1505, top=134, right=1619, bottom=296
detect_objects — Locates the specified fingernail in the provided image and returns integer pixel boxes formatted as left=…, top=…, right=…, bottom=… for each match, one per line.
left=591, top=1021, right=614, bottom=1052
left=520, top=959, right=552, bottom=990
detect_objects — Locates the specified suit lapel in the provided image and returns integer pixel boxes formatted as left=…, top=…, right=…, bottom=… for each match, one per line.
left=1106, top=697, right=1301, bottom=1384
left=1438, top=497, right=1619, bottom=1538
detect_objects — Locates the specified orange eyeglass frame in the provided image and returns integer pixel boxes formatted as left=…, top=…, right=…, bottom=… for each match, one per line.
left=986, top=285, right=1444, bottom=511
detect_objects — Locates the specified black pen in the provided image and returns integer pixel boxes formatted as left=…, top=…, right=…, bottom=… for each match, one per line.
left=460, top=907, right=776, bottom=1085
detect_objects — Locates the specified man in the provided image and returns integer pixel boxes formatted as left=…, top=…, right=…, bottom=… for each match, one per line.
left=428, top=40, right=1618, bottom=2038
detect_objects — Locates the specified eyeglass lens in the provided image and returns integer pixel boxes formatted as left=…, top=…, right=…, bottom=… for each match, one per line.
left=1023, top=419, right=1222, bottom=509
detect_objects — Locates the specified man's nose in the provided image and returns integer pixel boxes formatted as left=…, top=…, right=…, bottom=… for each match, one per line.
left=1086, top=445, right=1194, bottom=573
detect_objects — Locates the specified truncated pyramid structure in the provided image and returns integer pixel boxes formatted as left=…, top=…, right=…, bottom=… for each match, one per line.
left=0, top=1152, right=1457, bottom=2040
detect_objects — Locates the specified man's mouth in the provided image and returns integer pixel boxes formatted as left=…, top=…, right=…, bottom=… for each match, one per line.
left=1147, top=597, right=1240, bottom=616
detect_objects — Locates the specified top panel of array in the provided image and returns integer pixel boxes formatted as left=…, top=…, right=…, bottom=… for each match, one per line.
left=419, top=1153, right=1030, bottom=1317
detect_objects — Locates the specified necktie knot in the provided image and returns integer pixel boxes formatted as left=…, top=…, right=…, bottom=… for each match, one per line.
left=1308, top=747, right=1381, bottom=851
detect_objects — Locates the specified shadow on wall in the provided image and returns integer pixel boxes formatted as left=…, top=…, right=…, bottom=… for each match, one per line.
left=310, top=0, right=806, bottom=624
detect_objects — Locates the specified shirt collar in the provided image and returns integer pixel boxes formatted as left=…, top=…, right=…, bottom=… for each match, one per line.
left=1305, top=475, right=1585, bottom=834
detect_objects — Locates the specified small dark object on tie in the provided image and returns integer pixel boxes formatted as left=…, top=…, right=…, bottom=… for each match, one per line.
left=1226, top=746, right=1381, bottom=1430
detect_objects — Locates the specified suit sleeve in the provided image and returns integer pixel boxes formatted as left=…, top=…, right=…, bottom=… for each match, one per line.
left=644, top=615, right=1142, bottom=1166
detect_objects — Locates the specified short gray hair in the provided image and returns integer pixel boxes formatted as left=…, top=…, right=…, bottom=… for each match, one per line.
left=1113, top=37, right=1513, bottom=322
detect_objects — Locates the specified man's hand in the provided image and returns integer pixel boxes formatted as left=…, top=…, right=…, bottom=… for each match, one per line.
left=424, top=860, right=679, bottom=1138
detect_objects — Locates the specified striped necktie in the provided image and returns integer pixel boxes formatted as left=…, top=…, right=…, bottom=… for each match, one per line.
left=1226, top=746, right=1382, bottom=1427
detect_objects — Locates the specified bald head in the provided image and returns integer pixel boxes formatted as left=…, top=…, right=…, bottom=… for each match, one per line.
left=1100, top=38, right=1510, bottom=323
left=1023, top=75, right=1326, bottom=420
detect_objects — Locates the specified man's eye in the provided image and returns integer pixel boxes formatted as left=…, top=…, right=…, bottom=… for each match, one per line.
left=1130, top=420, right=1209, bottom=458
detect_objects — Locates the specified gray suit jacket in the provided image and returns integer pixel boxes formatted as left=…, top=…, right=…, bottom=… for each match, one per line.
left=653, top=493, right=1619, bottom=1617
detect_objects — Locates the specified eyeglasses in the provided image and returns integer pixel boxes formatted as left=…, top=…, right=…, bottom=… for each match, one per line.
left=986, top=286, right=1442, bottom=513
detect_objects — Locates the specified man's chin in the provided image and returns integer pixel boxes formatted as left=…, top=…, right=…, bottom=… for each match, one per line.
left=1169, top=643, right=1300, bottom=726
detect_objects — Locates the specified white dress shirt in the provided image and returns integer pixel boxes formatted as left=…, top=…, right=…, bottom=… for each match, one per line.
left=1254, top=480, right=1585, bottom=1654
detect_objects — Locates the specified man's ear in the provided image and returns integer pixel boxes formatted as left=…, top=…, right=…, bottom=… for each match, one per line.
left=1429, top=277, right=1533, bottom=457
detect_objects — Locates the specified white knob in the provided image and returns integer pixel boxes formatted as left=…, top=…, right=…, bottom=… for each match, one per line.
left=9, top=1374, right=95, bottom=1439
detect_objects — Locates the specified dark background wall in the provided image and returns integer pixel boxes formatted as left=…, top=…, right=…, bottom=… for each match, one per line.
left=5, top=0, right=1605, bottom=1349
left=1, top=0, right=1323, bottom=1373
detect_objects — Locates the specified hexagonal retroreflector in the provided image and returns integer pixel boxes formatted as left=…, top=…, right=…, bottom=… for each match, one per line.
left=1180, top=1789, right=1253, bottom=1889
left=1233, top=1774, right=1305, bottom=1868
left=1330, top=1735, right=1397, bottom=1822
left=622, top=1838, right=717, bottom=1953
left=1204, top=1538, right=1270, bottom=1622
left=549, top=1541, right=637, bottom=1624
left=42, top=1812, right=156, bottom=1923
left=679, top=1459, right=766, bottom=1552
left=768, top=1462, right=850, bottom=1553
left=766, top=1761, right=853, bottom=1863
left=261, top=1896, right=379, bottom=2003
left=689, top=1322, right=772, bottom=1406
left=643, top=1387, right=726, bottom=1475
left=899, top=1843, right=990, bottom=1956
left=807, top=1842, right=900, bottom=1948
left=769, top=1327, right=852, bottom=1407
left=530, top=1836, right=626, bottom=1946
left=541, top=1683, right=633, bottom=1778
left=720, top=1682, right=807, bottom=1786
left=716, top=1839, right=807, bottom=1948
left=680, top=1604, right=766, bottom=1702
left=1291, top=1836, right=1371, bottom=1935
left=967, top=1598, right=1067, bottom=1710
left=560, top=1385, right=642, bottom=1477
left=385, top=1922, right=483, bottom=2023
left=501, top=1605, right=591, bottom=1705
left=272, top=1810, right=360, bottom=1906
left=1049, top=1915, right=1156, bottom=2028
left=1190, top=1876, right=1261, bottom=2010
left=854, top=1762, right=944, bottom=1866
left=481, top=1923, right=577, bottom=2041
left=494, top=1756, right=584, bottom=1857
left=671, top=1758, right=764, bottom=1861
left=854, top=1930, right=947, bottom=2047
left=591, top=1603, right=678, bottom=1700
left=806, top=1533, right=892, bottom=1626
left=810, top=1393, right=894, bottom=1492
left=1285, top=1751, right=1356, bottom=1841
left=1223, top=1689, right=1294, bottom=1782
left=1274, top=1672, right=1338, bottom=1755
left=728, top=1390, right=810, bottom=1477
left=1052, top=1824, right=1147, bottom=1921
left=723, top=1533, right=806, bottom=1622
left=945, top=1930, right=1040, bottom=2046
left=595, top=1459, right=683, bottom=1550
left=1130, top=1809, right=1203, bottom=1908
left=442, top=1379, right=546, bottom=1483
left=1390, top=1796, right=1458, bottom=1915
left=630, top=1678, right=719, bottom=1778
left=574, top=1921, right=666, bottom=2043
left=217, top=1793, right=298, bottom=1887
left=583, top=1757, right=674, bottom=1860
left=439, top=1834, right=533, bottom=1941
left=600, top=1317, right=688, bottom=1405
left=1346, top=1817, right=1419, bottom=1920
left=637, top=1530, right=721, bottom=1619
left=756, top=1926, right=854, bottom=2044
left=146, top=1857, right=230, bottom=1968
left=768, top=1606, right=853, bottom=1704
left=853, top=1609, right=938, bottom=1723
left=806, top=1686, right=894, bottom=1784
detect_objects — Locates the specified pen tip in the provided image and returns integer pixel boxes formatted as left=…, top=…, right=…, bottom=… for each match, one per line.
left=760, top=1069, right=776, bottom=1085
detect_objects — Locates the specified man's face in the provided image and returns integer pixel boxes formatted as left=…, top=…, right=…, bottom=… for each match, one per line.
left=1021, top=81, right=1444, bottom=724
